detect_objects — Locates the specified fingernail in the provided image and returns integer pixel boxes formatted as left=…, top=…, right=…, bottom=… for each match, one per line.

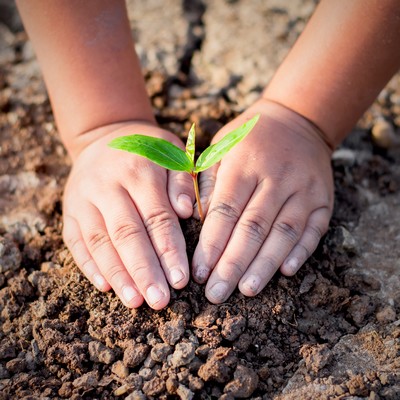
left=122, top=286, right=138, bottom=304
left=178, top=194, right=192, bottom=211
left=286, top=258, right=299, bottom=274
left=242, top=275, right=261, bottom=294
left=208, top=281, right=228, bottom=302
left=195, top=265, right=210, bottom=283
left=170, top=269, right=185, bottom=286
left=93, top=273, right=107, bottom=290
left=146, top=285, right=165, bottom=306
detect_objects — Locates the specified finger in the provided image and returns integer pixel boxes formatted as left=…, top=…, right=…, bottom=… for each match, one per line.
left=237, top=196, right=308, bottom=298
left=127, top=174, right=190, bottom=291
left=203, top=186, right=277, bottom=303
left=280, top=207, right=331, bottom=276
left=193, top=163, right=219, bottom=219
left=63, top=214, right=111, bottom=292
left=192, top=168, right=257, bottom=284
left=77, top=202, right=145, bottom=309
left=168, top=170, right=195, bottom=219
left=92, top=187, right=173, bottom=309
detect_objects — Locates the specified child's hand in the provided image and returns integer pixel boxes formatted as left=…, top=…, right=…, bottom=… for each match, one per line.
left=192, top=99, right=334, bottom=303
left=62, top=122, right=195, bottom=310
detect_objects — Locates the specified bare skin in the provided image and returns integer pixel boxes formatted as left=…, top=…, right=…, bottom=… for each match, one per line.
left=17, top=0, right=400, bottom=307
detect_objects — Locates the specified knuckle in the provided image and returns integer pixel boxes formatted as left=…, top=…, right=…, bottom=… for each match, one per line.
left=126, top=262, right=149, bottom=282
left=307, top=224, right=324, bottom=242
left=272, top=220, right=302, bottom=244
left=204, top=239, right=225, bottom=258
left=208, top=201, right=240, bottom=222
left=261, top=255, right=279, bottom=272
left=86, top=229, right=111, bottom=252
left=200, top=173, right=216, bottom=190
left=224, top=259, right=247, bottom=279
left=143, top=208, right=175, bottom=235
left=112, top=220, right=143, bottom=245
left=238, top=214, right=269, bottom=245
left=104, top=264, right=125, bottom=284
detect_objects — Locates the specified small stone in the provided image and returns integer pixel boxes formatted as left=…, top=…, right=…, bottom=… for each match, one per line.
left=221, top=315, right=246, bottom=341
left=333, top=226, right=357, bottom=254
left=176, top=384, right=194, bottom=400
left=166, top=377, right=179, bottom=394
left=114, top=384, right=130, bottom=396
left=126, top=373, right=143, bottom=390
left=124, top=390, right=146, bottom=400
left=123, top=342, right=150, bottom=368
left=198, top=347, right=237, bottom=383
left=371, top=118, right=400, bottom=148
left=332, top=148, right=357, bottom=167
left=158, top=318, right=185, bottom=345
left=224, top=365, right=259, bottom=398
left=170, top=342, right=196, bottom=367
left=0, top=236, right=22, bottom=273
left=138, top=367, right=153, bottom=380
left=111, top=360, right=129, bottom=379
left=5, top=357, right=26, bottom=374
left=142, top=376, right=165, bottom=397
left=376, top=305, right=397, bottom=323
left=73, top=371, right=98, bottom=389
left=88, top=341, right=115, bottom=364
left=150, top=343, right=172, bottom=362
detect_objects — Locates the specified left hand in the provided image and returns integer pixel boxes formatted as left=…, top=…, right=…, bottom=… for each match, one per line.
left=192, top=99, right=334, bottom=303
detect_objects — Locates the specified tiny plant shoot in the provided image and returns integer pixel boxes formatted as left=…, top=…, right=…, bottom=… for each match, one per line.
left=108, top=114, right=260, bottom=223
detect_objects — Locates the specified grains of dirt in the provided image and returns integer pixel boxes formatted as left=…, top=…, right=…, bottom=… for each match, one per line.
left=299, top=343, right=333, bottom=374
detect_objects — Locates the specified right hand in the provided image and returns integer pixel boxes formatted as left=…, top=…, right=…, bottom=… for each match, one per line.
left=62, top=121, right=195, bottom=310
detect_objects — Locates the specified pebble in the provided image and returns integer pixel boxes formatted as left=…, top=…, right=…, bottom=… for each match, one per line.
left=142, top=376, right=165, bottom=397
left=5, top=357, right=26, bottom=374
left=123, top=342, right=150, bottom=368
left=124, top=390, right=146, bottom=400
left=332, top=226, right=357, bottom=254
left=376, top=305, right=397, bottom=323
left=332, top=148, right=357, bottom=167
left=224, top=365, right=259, bottom=398
left=72, top=371, right=98, bottom=389
left=158, top=318, right=185, bottom=345
left=0, top=236, right=22, bottom=273
left=170, top=342, right=196, bottom=367
left=150, top=343, right=172, bottom=363
left=88, top=341, right=115, bottom=364
left=111, top=360, right=129, bottom=379
left=221, top=315, right=246, bottom=341
left=371, top=118, right=400, bottom=148
left=176, top=384, right=194, bottom=400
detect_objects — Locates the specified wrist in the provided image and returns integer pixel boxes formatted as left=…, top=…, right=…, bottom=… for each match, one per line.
left=64, top=118, right=157, bottom=161
left=247, top=98, right=334, bottom=155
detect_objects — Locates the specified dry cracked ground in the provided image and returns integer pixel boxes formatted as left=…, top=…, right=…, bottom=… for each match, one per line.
left=0, top=1, right=400, bottom=399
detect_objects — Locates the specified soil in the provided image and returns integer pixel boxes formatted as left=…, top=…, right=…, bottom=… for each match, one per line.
left=1, top=1, right=400, bottom=399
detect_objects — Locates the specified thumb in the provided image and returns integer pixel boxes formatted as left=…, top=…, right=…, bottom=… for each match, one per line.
left=193, top=163, right=219, bottom=220
left=168, top=170, right=195, bottom=219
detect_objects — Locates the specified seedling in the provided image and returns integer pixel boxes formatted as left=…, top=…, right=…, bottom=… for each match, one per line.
left=108, top=114, right=260, bottom=222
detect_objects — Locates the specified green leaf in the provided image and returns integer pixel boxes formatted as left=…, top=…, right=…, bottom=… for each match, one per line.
left=108, top=135, right=193, bottom=172
left=195, top=114, right=260, bottom=172
left=185, top=123, right=196, bottom=163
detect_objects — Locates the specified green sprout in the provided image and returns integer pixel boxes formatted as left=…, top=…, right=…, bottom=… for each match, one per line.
left=108, top=114, right=260, bottom=222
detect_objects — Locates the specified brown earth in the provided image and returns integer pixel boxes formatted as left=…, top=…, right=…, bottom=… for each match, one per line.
left=1, top=1, right=400, bottom=399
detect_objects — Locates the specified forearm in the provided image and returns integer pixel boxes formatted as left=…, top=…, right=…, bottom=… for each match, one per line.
left=16, top=0, right=154, bottom=156
left=263, top=0, right=400, bottom=148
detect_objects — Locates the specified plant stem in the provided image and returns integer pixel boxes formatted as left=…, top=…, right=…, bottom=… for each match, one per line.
left=191, top=172, right=204, bottom=223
